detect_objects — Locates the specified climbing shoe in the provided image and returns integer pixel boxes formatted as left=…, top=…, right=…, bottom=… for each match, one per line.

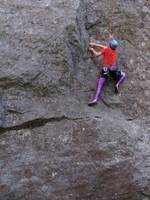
left=88, top=99, right=97, bottom=106
left=115, top=85, right=119, bottom=94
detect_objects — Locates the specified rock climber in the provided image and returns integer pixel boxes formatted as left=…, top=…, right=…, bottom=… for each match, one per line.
left=88, top=39, right=125, bottom=106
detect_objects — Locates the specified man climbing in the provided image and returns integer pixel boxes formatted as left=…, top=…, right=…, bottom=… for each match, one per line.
left=88, top=39, right=125, bottom=106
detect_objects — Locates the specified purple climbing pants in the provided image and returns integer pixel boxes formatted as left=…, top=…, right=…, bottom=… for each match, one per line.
left=92, top=77, right=106, bottom=101
left=91, top=70, right=125, bottom=102
left=116, top=71, right=125, bottom=87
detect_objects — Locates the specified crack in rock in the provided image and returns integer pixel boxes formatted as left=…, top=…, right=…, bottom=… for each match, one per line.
left=0, top=115, right=84, bottom=135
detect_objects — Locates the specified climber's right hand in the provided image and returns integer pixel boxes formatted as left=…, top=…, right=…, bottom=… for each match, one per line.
left=89, top=47, right=94, bottom=52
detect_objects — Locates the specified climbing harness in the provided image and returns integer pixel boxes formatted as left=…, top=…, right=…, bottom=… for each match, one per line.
left=103, top=67, right=110, bottom=77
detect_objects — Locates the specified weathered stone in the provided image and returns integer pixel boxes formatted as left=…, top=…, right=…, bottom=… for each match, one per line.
left=0, top=0, right=149, bottom=200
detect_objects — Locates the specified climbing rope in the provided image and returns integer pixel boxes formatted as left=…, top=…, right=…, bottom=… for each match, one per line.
left=108, top=0, right=116, bottom=37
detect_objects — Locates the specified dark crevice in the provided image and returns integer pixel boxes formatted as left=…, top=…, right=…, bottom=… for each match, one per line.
left=6, top=109, right=25, bottom=114
left=85, top=20, right=101, bottom=30
left=0, top=115, right=85, bottom=135
left=63, top=0, right=89, bottom=88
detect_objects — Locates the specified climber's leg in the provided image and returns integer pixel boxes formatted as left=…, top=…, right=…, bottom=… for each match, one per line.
left=115, top=71, right=125, bottom=93
left=88, top=77, right=106, bottom=106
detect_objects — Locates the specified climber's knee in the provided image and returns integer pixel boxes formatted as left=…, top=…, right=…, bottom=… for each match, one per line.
left=121, top=71, right=125, bottom=79
left=116, top=71, right=126, bottom=87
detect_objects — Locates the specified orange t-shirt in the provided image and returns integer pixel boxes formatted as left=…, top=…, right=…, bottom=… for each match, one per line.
left=101, top=47, right=117, bottom=66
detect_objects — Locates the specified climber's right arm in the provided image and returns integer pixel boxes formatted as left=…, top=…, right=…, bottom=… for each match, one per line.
left=89, top=47, right=102, bottom=57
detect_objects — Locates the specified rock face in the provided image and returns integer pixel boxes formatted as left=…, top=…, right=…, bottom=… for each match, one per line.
left=0, top=0, right=150, bottom=200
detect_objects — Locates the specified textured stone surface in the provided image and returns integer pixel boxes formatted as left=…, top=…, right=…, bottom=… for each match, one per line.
left=0, top=0, right=150, bottom=200
left=0, top=110, right=149, bottom=200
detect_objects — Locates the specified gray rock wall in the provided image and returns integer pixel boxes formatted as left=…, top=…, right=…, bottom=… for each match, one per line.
left=0, top=0, right=150, bottom=200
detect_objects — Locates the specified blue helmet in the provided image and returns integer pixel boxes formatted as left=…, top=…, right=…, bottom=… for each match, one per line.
left=109, top=39, right=119, bottom=49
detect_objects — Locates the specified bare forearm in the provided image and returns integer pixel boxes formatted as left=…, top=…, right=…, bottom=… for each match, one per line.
left=89, top=48, right=102, bottom=57
left=89, top=43, right=107, bottom=48
left=92, top=49, right=100, bottom=57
